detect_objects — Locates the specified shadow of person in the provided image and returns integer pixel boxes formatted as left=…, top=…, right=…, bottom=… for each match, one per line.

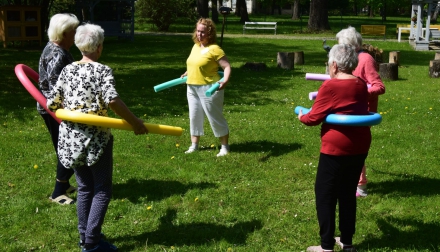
left=114, top=208, right=263, bottom=250
left=368, top=168, right=440, bottom=197
left=112, top=179, right=217, bottom=203
left=358, top=216, right=440, bottom=250
left=231, top=140, right=302, bottom=162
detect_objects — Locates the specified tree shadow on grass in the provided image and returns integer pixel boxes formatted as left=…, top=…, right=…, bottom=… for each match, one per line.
left=358, top=216, right=440, bottom=251
left=112, top=179, right=217, bottom=203
left=369, top=168, right=440, bottom=197
left=232, top=140, right=302, bottom=162
left=115, top=208, right=263, bottom=250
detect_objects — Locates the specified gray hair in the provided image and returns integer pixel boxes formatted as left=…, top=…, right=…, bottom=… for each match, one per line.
left=335, top=26, right=362, bottom=52
left=74, top=24, right=105, bottom=55
left=328, top=44, right=358, bottom=73
left=47, top=14, right=79, bottom=43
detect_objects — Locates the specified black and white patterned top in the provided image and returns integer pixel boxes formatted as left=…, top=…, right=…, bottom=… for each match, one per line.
left=47, top=62, right=119, bottom=169
left=38, top=42, right=74, bottom=114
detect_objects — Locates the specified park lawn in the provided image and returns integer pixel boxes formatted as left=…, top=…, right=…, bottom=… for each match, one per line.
left=1, top=29, right=440, bottom=251
left=137, top=14, right=413, bottom=40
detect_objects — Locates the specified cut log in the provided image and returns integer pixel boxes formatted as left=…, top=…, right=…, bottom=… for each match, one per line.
left=435, top=52, right=440, bottom=60
left=429, top=60, right=440, bottom=78
left=277, top=52, right=294, bottom=70
left=389, top=51, right=400, bottom=66
left=379, top=63, right=398, bottom=80
left=294, top=51, right=304, bottom=65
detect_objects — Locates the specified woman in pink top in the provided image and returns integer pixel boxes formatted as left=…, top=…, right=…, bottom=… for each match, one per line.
left=336, top=27, right=385, bottom=197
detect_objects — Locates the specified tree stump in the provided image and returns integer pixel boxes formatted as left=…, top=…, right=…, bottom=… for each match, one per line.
left=435, top=52, right=440, bottom=60
left=243, top=62, right=267, bottom=71
left=429, top=60, right=440, bottom=78
left=389, top=51, right=400, bottom=66
left=379, top=63, right=398, bottom=80
left=277, top=52, right=294, bottom=70
left=294, top=51, right=304, bottom=65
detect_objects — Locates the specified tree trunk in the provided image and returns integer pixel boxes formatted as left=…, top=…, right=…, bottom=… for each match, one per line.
left=432, top=2, right=440, bottom=22
left=429, top=60, right=440, bottom=78
left=368, top=5, right=374, bottom=18
left=236, top=0, right=250, bottom=22
left=308, top=0, right=330, bottom=31
left=294, top=51, right=305, bottom=65
left=197, top=0, right=209, bottom=18
left=212, top=0, right=219, bottom=23
left=277, top=52, right=294, bottom=70
left=389, top=51, right=400, bottom=66
left=292, top=1, right=300, bottom=20
left=40, top=0, right=52, bottom=41
left=379, top=63, right=398, bottom=80
left=353, top=0, right=358, bottom=16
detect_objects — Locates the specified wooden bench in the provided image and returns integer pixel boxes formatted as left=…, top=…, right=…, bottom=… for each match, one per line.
left=361, top=25, right=386, bottom=40
left=429, top=28, right=440, bottom=41
left=243, top=22, right=277, bottom=35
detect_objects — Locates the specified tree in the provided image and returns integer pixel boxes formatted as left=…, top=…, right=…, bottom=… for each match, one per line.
left=308, top=0, right=330, bottom=31
left=212, top=0, right=219, bottom=23
left=236, top=0, right=250, bottom=22
left=136, top=0, right=197, bottom=31
left=197, top=0, right=209, bottom=18
left=292, top=0, right=300, bottom=19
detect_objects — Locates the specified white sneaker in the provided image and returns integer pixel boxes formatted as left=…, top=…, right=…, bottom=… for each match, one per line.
left=185, top=147, right=197, bottom=154
left=216, top=148, right=229, bottom=157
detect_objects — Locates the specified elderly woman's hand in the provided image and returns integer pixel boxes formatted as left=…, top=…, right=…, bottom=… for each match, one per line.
left=297, top=110, right=303, bottom=120
left=132, top=118, right=148, bottom=135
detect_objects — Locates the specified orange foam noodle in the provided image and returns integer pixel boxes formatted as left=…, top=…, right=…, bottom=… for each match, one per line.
left=55, top=109, right=182, bottom=136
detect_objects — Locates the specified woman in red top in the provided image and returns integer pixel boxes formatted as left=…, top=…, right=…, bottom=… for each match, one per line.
left=299, top=44, right=371, bottom=252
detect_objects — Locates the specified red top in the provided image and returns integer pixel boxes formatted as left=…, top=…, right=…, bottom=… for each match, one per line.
left=300, top=77, right=371, bottom=156
left=353, top=52, right=385, bottom=112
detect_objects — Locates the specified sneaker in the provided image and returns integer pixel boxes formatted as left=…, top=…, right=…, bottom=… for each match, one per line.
left=216, top=148, right=229, bottom=157
left=185, top=147, right=197, bottom=154
left=81, top=240, right=117, bottom=252
left=356, top=185, right=368, bottom=197
left=335, top=237, right=357, bottom=252
left=306, top=245, right=333, bottom=252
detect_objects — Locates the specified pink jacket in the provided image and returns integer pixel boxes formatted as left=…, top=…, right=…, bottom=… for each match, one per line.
left=353, top=52, right=385, bottom=112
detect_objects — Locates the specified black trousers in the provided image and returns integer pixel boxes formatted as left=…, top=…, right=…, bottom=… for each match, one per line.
left=41, top=113, right=75, bottom=181
left=315, top=153, right=368, bottom=250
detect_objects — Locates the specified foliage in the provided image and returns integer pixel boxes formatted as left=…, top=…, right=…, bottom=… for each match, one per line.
left=135, top=0, right=197, bottom=31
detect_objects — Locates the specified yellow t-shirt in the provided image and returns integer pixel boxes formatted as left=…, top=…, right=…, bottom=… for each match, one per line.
left=186, top=44, right=224, bottom=85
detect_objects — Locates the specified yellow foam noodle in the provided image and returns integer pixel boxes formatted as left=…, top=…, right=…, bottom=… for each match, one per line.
left=55, top=109, right=182, bottom=136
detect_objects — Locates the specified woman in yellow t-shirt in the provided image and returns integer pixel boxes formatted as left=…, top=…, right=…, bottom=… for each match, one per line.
left=181, top=18, right=232, bottom=157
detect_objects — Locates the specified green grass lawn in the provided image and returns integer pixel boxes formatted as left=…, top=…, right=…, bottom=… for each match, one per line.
left=1, top=19, right=440, bottom=251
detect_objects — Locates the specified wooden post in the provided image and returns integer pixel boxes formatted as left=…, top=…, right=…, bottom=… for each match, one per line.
left=429, top=60, right=440, bottom=78
left=435, top=52, right=440, bottom=60
left=294, top=51, right=304, bottom=65
left=379, top=63, right=398, bottom=80
left=389, top=51, right=400, bottom=66
left=277, top=52, right=294, bottom=70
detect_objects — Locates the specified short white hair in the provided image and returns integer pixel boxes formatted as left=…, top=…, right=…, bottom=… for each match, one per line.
left=47, top=14, right=79, bottom=42
left=335, top=26, right=363, bottom=52
left=328, top=44, right=358, bottom=73
left=74, top=24, right=105, bottom=55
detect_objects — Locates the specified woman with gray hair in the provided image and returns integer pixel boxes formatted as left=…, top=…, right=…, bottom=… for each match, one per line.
left=47, top=23, right=148, bottom=252
left=298, top=44, right=371, bottom=252
left=336, top=26, right=385, bottom=198
left=39, top=13, right=79, bottom=205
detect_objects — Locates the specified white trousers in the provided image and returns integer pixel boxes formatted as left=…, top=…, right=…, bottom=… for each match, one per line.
left=187, top=84, right=229, bottom=137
